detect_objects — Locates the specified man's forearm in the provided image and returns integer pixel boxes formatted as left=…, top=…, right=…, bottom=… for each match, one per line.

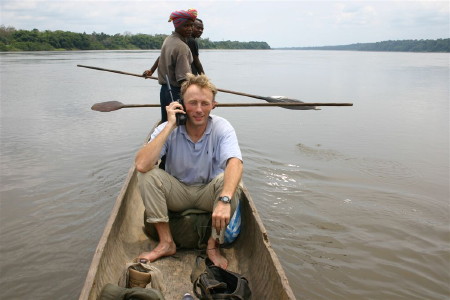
left=221, top=158, right=243, bottom=198
left=150, top=57, right=159, bottom=72
left=193, top=56, right=205, bottom=74
left=135, top=125, right=174, bottom=172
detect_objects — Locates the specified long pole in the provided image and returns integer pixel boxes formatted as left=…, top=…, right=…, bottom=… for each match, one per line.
left=77, top=65, right=353, bottom=109
left=91, top=101, right=352, bottom=112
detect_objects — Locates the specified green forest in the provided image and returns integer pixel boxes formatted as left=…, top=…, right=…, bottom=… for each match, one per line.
left=0, top=26, right=270, bottom=51
left=1, top=26, right=448, bottom=52
left=283, top=39, right=450, bottom=52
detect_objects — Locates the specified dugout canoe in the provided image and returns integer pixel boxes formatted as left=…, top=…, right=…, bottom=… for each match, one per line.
left=78, top=128, right=296, bottom=300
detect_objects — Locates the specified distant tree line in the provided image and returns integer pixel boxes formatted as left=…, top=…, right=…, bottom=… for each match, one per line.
left=0, top=26, right=271, bottom=51
left=282, top=39, right=450, bottom=53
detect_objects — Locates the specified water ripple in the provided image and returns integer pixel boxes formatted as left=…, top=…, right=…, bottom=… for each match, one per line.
left=296, top=143, right=422, bottom=186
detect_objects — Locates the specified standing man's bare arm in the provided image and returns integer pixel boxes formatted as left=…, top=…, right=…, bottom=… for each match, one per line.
left=143, top=57, right=160, bottom=77
left=193, top=55, right=205, bottom=74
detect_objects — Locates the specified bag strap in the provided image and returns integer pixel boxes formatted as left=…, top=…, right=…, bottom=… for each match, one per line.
left=191, top=255, right=207, bottom=283
left=193, top=276, right=214, bottom=300
left=191, top=256, right=251, bottom=300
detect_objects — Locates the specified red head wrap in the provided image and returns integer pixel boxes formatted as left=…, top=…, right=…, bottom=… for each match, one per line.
left=168, top=9, right=198, bottom=28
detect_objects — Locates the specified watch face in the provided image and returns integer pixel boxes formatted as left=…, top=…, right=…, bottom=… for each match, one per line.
left=220, top=196, right=231, bottom=203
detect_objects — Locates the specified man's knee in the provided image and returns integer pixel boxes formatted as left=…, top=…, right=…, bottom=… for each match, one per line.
left=211, top=173, right=242, bottom=191
left=211, top=173, right=225, bottom=190
left=137, top=168, right=167, bottom=187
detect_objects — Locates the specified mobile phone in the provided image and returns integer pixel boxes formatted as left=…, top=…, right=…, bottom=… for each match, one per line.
left=175, top=98, right=187, bottom=126
left=165, top=74, right=186, bottom=126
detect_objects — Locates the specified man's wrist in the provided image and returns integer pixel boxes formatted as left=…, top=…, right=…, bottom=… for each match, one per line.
left=219, top=196, right=231, bottom=204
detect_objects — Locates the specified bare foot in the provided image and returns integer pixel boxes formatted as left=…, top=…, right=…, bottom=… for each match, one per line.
left=206, top=238, right=228, bottom=269
left=138, top=241, right=176, bottom=263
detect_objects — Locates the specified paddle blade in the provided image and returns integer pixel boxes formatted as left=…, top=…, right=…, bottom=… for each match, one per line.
left=91, top=101, right=125, bottom=112
left=265, top=96, right=319, bottom=110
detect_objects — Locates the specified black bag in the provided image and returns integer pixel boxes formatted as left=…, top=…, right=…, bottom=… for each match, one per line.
left=99, top=283, right=165, bottom=300
left=144, top=209, right=212, bottom=249
left=191, top=256, right=251, bottom=300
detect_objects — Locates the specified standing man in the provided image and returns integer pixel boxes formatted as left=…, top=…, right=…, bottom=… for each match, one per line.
left=188, top=18, right=205, bottom=75
left=144, top=18, right=206, bottom=79
left=143, top=9, right=197, bottom=122
left=135, top=74, right=243, bottom=269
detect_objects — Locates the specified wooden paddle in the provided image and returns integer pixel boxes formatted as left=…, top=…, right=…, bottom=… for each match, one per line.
left=77, top=64, right=350, bottom=110
left=91, top=101, right=353, bottom=112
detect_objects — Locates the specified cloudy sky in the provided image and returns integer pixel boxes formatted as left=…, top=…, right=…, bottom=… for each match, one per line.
left=1, top=0, right=448, bottom=48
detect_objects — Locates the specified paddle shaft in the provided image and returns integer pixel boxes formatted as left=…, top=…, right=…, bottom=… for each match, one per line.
left=77, top=65, right=304, bottom=102
left=118, top=102, right=352, bottom=109
left=77, top=64, right=157, bottom=80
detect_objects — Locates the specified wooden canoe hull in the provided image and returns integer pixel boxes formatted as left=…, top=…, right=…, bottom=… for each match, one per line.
left=79, top=149, right=296, bottom=300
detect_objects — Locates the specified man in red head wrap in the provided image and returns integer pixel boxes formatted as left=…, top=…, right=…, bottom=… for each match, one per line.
left=143, top=18, right=206, bottom=79
left=143, top=9, right=198, bottom=123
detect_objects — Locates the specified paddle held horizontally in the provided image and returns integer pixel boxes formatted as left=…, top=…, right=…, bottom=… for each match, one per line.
left=91, top=101, right=353, bottom=112
left=77, top=64, right=352, bottom=110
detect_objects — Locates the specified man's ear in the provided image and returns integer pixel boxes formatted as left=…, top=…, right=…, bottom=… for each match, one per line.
left=212, top=101, right=217, bottom=110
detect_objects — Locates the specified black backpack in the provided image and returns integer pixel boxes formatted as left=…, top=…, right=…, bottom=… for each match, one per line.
left=191, top=256, right=252, bottom=300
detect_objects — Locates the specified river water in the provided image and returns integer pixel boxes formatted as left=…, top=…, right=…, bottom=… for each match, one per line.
left=0, top=50, right=449, bottom=299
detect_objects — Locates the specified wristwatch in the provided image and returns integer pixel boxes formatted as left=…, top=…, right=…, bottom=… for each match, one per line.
left=219, top=196, right=231, bottom=204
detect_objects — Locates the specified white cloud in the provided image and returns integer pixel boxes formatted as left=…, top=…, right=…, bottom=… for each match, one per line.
left=335, top=3, right=378, bottom=26
left=0, top=0, right=448, bottom=47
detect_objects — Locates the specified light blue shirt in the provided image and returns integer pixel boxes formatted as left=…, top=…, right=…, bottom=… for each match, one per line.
left=150, top=115, right=242, bottom=185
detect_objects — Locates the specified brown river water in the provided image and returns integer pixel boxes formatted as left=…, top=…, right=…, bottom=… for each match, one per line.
left=0, top=50, right=449, bottom=299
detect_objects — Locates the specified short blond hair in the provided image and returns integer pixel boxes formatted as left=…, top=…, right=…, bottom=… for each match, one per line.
left=181, top=73, right=218, bottom=101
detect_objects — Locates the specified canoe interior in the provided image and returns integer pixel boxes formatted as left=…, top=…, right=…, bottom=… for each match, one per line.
left=79, top=161, right=296, bottom=300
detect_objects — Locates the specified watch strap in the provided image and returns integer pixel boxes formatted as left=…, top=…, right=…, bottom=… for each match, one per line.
left=219, top=196, right=231, bottom=203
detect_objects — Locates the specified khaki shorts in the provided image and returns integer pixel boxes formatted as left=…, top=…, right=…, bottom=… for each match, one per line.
left=137, top=168, right=241, bottom=223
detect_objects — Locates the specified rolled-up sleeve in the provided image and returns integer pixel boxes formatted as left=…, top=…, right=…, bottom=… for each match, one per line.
left=149, top=123, right=168, bottom=159
left=218, top=122, right=242, bottom=170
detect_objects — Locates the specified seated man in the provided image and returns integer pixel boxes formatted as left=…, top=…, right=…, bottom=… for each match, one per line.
left=135, top=73, right=243, bottom=269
